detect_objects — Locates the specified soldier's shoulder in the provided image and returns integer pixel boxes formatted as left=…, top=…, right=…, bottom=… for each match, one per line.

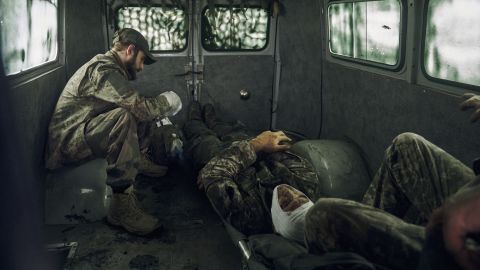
left=90, top=53, right=118, bottom=67
left=84, top=54, right=123, bottom=75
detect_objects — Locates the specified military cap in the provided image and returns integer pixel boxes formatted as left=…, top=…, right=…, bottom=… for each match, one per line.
left=112, top=28, right=156, bottom=65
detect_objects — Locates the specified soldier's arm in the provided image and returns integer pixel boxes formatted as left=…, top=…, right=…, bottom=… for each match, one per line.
left=198, top=130, right=292, bottom=190
left=199, top=140, right=257, bottom=191
left=89, top=65, right=176, bottom=122
left=197, top=140, right=257, bottom=224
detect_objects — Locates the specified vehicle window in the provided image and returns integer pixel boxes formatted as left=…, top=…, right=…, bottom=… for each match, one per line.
left=1, top=0, right=58, bottom=76
left=116, top=6, right=187, bottom=52
left=328, top=0, right=401, bottom=66
left=201, top=6, right=269, bottom=51
left=424, top=0, right=480, bottom=87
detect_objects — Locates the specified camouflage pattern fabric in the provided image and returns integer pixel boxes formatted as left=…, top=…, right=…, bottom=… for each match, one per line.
left=186, top=119, right=321, bottom=235
left=45, top=50, right=173, bottom=188
left=305, top=132, right=476, bottom=270
left=305, top=198, right=425, bottom=270
left=362, top=132, right=475, bottom=220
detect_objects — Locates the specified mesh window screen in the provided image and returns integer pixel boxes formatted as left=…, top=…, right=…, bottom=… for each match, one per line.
left=328, top=0, right=401, bottom=66
left=116, top=6, right=187, bottom=51
left=424, top=0, right=480, bottom=87
left=202, top=6, right=269, bottom=51
left=1, top=0, right=58, bottom=76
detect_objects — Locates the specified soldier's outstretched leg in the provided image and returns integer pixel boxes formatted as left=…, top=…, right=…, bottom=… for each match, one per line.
left=183, top=101, right=225, bottom=170
left=362, top=132, right=475, bottom=220
left=305, top=198, right=425, bottom=270
left=85, top=108, right=160, bottom=235
left=202, top=103, right=251, bottom=143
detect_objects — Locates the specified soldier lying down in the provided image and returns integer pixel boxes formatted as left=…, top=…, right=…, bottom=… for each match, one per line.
left=183, top=101, right=322, bottom=235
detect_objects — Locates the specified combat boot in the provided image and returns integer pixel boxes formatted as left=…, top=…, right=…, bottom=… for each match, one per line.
left=107, top=192, right=161, bottom=235
left=202, top=103, right=217, bottom=129
left=138, top=153, right=168, bottom=178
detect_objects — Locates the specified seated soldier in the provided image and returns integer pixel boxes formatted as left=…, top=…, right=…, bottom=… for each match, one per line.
left=183, top=102, right=322, bottom=235
left=268, top=94, right=480, bottom=270
left=45, top=28, right=183, bottom=235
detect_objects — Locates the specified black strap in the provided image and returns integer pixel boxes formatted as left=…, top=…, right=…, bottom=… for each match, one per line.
left=282, top=252, right=378, bottom=270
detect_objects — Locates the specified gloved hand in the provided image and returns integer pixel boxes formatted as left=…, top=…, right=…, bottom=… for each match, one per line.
left=160, top=91, right=182, bottom=116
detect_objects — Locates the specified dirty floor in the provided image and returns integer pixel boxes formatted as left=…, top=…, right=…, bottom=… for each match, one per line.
left=43, top=162, right=242, bottom=270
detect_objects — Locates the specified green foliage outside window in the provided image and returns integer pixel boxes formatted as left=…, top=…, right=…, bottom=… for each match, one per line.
left=328, top=0, right=401, bottom=66
left=202, top=6, right=269, bottom=51
left=116, top=6, right=187, bottom=51
left=424, top=0, right=480, bottom=87
left=1, top=0, right=58, bottom=76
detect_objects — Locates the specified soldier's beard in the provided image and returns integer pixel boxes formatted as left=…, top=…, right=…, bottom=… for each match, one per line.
left=126, top=60, right=137, bottom=81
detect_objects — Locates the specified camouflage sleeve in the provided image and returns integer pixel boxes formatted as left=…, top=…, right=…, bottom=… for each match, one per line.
left=89, top=64, right=172, bottom=122
left=199, top=140, right=257, bottom=190
left=269, top=152, right=322, bottom=201
left=199, top=140, right=273, bottom=234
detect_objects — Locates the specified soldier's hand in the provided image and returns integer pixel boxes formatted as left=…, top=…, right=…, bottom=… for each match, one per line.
left=249, top=130, right=292, bottom=153
left=460, top=93, right=480, bottom=122
left=428, top=187, right=480, bottom=270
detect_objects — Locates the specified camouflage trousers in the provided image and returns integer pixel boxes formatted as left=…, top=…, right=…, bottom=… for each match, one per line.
left=304, top=132, right=475, bottom=270
left=85, top=108, right=167, bottom=192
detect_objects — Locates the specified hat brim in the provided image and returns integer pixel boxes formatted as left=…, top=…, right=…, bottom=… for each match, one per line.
left=144, top=51, right=156, bottom=65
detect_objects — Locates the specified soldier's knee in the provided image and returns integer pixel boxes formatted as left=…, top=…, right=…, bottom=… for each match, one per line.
left=392, top=132, right=425, bottom=147
left=107, top=108, right=138, bottom=135
left=111, top=108, right=136, bottom=124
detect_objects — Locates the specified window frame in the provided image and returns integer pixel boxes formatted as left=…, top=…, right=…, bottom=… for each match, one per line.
left=419, top=0, right=480, bottom=92
left=4, top=0, right=65, bottom=84
left=326, top=0, right=407, bottom=71
left=200, top=4, right=271, bottom=53
left=113, top=4, right=189, bottom=54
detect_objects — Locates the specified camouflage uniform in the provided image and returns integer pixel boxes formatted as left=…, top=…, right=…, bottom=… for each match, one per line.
left=184, top=118, right=321, bottom=235
left=305, top=132, right=476, bottom=270
left=45, top=50, right=173, bottom=191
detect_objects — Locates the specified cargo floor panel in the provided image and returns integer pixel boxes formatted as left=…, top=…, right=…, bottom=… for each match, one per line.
left=44, top=163, right=241, bottom=270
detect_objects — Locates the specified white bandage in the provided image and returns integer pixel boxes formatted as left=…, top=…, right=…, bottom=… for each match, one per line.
left=271, top=185, right=313, bottom=245
left=160, top=91, right=182, bottom=116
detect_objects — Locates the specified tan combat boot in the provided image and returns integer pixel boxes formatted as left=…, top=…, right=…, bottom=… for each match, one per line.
left=138, top=154, right=168, bottom=178
left=107, top=192, right=161, bottom=235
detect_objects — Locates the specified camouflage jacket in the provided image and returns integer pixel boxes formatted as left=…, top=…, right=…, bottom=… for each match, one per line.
left=45, top=51, right=173, bottom=169
left=199, top=140, right=321, bottom=235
